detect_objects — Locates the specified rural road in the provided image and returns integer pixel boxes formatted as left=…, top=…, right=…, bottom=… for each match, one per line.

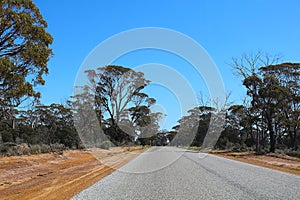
left=72, top=147, right=300, bottom=200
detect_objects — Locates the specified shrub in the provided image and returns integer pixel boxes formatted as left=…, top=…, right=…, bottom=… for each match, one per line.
left=125, top=142, right=136, bottom=147
left=286, top=151, right=300, bottom=158
left=99, top=141, right=111, bottom=150
left=0, top=130, right=14, bottom=143
left=0, top=143, right=30, bottom=156
left=255, top=149, right=268, bottom=155
left=0, top=144, right=10, bottom=156
left=41, top=144, right=51, bottom=153
left=229, top=143, right=250, bottom=152
left=51, top=143, right=66, bottom=152
left=0, top=143, right=68, bottom=157
left=30, top=144, right=42, bottom=154
left=275, top=149, right=285, bottom=154
left=30, top=144, right=52, bottom=154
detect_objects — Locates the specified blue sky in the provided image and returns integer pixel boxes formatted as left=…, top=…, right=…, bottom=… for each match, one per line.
left=34, top=0, right=300, bottom=130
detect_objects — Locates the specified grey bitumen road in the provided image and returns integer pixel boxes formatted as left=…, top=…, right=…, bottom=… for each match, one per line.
left=72, top=147, right=300, bottom=200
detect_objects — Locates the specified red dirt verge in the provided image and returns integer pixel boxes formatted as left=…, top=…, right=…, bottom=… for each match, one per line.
left=211, top=151, right=300, bottom=176
left=0, top=146, right=146, bottom=200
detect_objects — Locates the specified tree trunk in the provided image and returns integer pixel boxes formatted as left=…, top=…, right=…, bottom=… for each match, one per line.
left=12, top=117, right=15, bottom=129
left=256, top=130, right=260, bottom=152
left=269, top=122, right=275, bottom=153
left=265, top=109, right=275, bottom=152
left=255, top=122, right=260, bottom=152
left=292, top=129, right=297, bottom=150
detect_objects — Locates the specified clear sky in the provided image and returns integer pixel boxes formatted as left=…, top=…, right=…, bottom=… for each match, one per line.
left=33, top=0, right=300, bottom=130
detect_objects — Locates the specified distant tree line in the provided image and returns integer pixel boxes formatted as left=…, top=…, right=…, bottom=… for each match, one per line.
left=172, top=53, right=300, bottom=155
left=0, top=63, right=162, bottom=155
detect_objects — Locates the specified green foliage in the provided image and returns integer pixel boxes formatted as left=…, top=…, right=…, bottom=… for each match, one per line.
left=99, top=141, right=111, bottom=150
left=232, top=52, right=300, bottom=153
left=171, top=54, right=299, bottom=155
left=0, top=130, right=14, bottom=143
left=286, top=151, right=300, bottom=158
left=0, top=1, right=85, bottom=157
left=255, top=149, right=268, bottom=155
left=0, top=143, right=30, bottom=156
left=0, top=0, right=53, bottom=114
left=73, top=65, right=160, bottom=146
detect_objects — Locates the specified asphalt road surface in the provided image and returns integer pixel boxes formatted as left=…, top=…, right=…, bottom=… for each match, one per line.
left=72, top=147, right=300, bottom=200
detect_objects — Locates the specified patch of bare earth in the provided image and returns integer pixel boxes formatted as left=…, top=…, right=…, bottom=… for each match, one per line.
left=211, top=150, right=300, bottom=176
left=0, top=146, right=146, bottom=200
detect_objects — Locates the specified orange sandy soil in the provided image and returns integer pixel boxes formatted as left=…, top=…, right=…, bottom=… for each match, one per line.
left=0, top=146, right=146, bottom=200
left=211, top=150, right=300, bottom=176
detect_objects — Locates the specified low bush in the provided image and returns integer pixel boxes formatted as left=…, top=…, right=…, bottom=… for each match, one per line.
left=285, top=151, right=300, bottom=158
left=229, top=143, right=250, bottom=152
left=99, top=141, right=111, bottom=150
left=0, top=143, right=30, bottom=156
left=255, top=149, right=268, bottom=155
left=51, top=143, right=66, bottom=152
left=30, top=144, right=42, bottom=154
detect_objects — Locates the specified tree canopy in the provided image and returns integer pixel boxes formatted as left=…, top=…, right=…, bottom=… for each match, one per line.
left=0, top=0, right=53, bottom=113
left=73, top=65, right=160, bottom=146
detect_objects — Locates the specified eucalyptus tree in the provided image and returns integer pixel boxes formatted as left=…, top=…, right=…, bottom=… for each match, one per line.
left=232, top=52, right=299, bottom=152
left=260, top=63, right=300, bottom=150
left=83, top=65, right=159, bottom=145
left=0, top=0, right=53, bottom=128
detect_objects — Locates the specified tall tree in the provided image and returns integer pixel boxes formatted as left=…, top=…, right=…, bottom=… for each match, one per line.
left=0, top=0, right=53, bottom=128
left=85, top=66, right=150, bottom=126
left=260, top=63, right=300, bottom=150
left=232, top=52, right=281, bottom=152
left=71, top=86, right=104, bottom=147
left=232, top=52, right=300, bottom=152
left=83, top=65, right=158, bottom=145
